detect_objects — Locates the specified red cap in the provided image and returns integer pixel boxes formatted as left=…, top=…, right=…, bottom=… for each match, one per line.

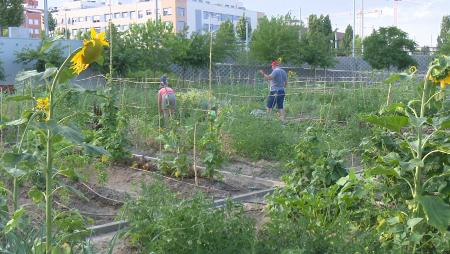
left=271, top=60, right=279, bottom=66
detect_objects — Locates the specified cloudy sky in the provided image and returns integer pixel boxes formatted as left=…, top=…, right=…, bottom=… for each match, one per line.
left=242, top=0, right=449, bottom=47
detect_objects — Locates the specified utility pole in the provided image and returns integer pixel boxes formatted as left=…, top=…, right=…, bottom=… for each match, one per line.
left=44, top=0, right=49, bottom=36
left=155, top=0, right=159, bottom=22
left=361, top=0, right=364, bottom=39
left=393, top=0, right=401, bottom=27
left=352, top=0, right=356, bottom=57
left=245, top=15, right=249, bottom=50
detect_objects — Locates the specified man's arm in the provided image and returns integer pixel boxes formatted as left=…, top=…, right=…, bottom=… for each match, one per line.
left=259, top=70, right=273, bottom=80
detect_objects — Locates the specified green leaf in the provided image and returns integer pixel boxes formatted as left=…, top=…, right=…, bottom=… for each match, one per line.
left=4, top=118, right=28, bottom=126
left=336, top=176, right=348, bottom=186
left=28, top=187, right=44, bottom=204
left=438, top=181, right=450, bottom=195
left=409, top=116, right=427, bottom=128
left=365, top=166, right=399, bottom=177
left=54, top=125, right=85, bottom=144
left=84, top=144, right=110, bottom=156
left=440, top=119, right=450, bottom=129
left=95, top=55, right=104, bottom=65
left=15, top=70, right=40, bottom=82
left=387, top=216, right=400, bottom=225
left=407, top=217, right=423, bottom=228
left=400, top=158, right=424, bottom=171
left=4, top=207, right=25, bottom=233
left=418, top=195, right=450, bottom=232
left=40, top=67, right=57, bottom=80
left=362, top=115, right=409, bottom=133
left=4, top=167, right=27, bottom=178
left=5, top=95, right=34, bottom=102
left=58, top=68, right=76, bottom=84
left=384, top=73, right=401, bottom=84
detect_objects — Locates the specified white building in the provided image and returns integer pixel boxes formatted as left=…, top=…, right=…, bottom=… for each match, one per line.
left=53, top=0, right=264, bottom=38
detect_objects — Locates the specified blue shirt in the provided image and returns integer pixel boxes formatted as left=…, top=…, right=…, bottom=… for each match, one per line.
left=269, top=68, right=287, bottom=91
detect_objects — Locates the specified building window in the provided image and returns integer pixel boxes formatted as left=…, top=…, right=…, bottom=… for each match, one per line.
left=176, top=21, right=185, bottom=32
left=114, top=12, right=121, bottom=19
left=202, top=23, right=209, bottom=31
left=105, top=14, right=110, bottom=21
left=203, top=11, right=209, bottom=19
left=130, top=11, right=136, bottom=19
left=176, top=7, right=185, bottom=17
left=93, top=15, right=101, bottom=23
left=28, top=19, right=33, bottom=25
left=138, top=11, right=144, bottom=18
left=34, top=29, right=40, bottom=34
left=122, top=12, right=129, bottom=18
left=163, top=8, right=172, bottom=16
left=146, top=10, right=152, bottom=16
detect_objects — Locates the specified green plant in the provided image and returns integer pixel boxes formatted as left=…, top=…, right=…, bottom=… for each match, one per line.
left=1, top=31, right=109, bottom=253
left=199, top=110, right=225, bottom=180
left=158, top=122, right=193, bottom=177
left=361, top=57, right=450, bottom=251
left=123, top=181, right=256, bottom=254
left=15, top=37, right=65, bottom=72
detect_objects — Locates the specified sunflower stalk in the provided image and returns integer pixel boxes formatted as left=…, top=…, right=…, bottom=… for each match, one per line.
left=43, top=28, right=108, bottom=253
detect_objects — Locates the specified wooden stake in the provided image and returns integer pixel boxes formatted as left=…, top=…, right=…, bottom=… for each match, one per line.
left=193, top=123, right=198, bottom=186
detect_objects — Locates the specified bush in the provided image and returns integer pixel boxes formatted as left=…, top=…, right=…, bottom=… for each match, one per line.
left=123, top=181, right=256, bottom=254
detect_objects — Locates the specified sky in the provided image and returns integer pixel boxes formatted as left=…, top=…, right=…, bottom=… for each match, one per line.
left=242, top=0, right=450, bottom=47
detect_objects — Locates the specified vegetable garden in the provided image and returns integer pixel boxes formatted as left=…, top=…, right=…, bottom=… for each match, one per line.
left=1, top=29, right=450, bottom=254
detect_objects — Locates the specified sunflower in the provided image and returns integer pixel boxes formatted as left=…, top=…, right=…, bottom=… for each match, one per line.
left=70, top=28, right=109, bottom=74
left=427, top=55, right=450, bottom=90
left=35, top=97, right=49, bottom=112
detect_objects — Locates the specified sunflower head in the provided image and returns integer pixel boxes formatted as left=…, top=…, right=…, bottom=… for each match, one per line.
left=427, top=55, right=450, bottom=90
left=70, top=28, right=109, bottom=74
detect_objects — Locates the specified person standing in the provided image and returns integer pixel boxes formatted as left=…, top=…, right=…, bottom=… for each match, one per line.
left=259, top=60, right=288, bottom=122
left=158, top=75, right=176, bottom=125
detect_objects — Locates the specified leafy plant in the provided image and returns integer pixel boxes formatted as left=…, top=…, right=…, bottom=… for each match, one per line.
left=1, top=30, right=109, bottom=253
left=123, top=181, right=256, bottom=254
left=199, top=110, right=225, bottom=180
left=15, top=37, right=65, bottom=72
left=361, top=56, right=450, bottom=251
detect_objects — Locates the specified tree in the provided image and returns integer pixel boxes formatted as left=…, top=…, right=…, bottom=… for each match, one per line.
left=15, top=37, right=65, bottom=72
left=437, top=16, right=450, bottom=54
left=250, top=16, right=300, bottom=63
left=236, top=15, right=252, bottom=43
left=48, top=12, right=56, bottom=32
left=296, top=14, right=335, bottom=68
left=363, top=27, right=417, bottom=70
left=121, top=20, right=178, bottom=74
left=212, top=20, right=237, bottom=62
left=438, top=33, right=450, bottom=55
left=341, top=24, right=353, bottom=56
left=437, top=16, right=450, bottom=49
left=0, top=0, right=24, bottom=36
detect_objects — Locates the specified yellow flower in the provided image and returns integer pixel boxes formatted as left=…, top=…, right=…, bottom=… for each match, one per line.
left=174, top=171, right=181, bottom=178
left=35, top=97, right=49, bottom=112
left=70, top=28, right=109, bottom=74
left=409, top=66, right=417, bottom=75
left=100, top=155, right=110, bottom=163
left=439, top=75, right=450, bottom=89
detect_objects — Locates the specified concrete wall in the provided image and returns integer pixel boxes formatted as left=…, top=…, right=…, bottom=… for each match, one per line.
left=0, top=37, right=82, bottom=85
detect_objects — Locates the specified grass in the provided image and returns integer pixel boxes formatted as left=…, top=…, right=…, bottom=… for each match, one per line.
left=1, top=79, right=417, bottom=162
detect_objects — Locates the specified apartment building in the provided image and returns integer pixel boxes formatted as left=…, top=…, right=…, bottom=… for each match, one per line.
left=22, top=0, right=43, bottom=38
left=53, top=0, right=262, bottom=39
